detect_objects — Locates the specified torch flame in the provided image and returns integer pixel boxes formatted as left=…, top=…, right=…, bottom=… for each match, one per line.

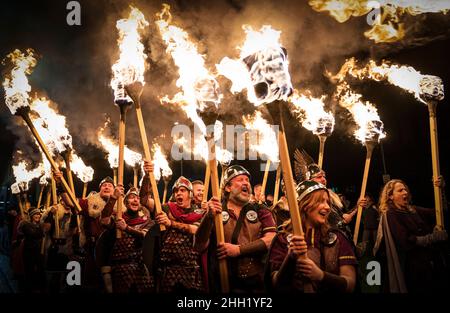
left=217, top=25, right=293, bottom=106
left=331, top=57, right=445, bottom=103
left=243, top=111, right=279, bottom=162
left=289, top=90, right=335, bottom=136
left=335, top=82, right=386, bottom=144
left=12, top=160, right=44, bottom=192
left=30, top=97, right=73, bottom=154
left=98, top=120, right=142, bottom=168
left=309, top=0, right=450, bottom=43
left=111, top=6, right=149, bottom=104
left=2, top=49, right=37, bottom=114
left=156, top=4, right=222, bottom=135
left=152, top=143, right=173, bottom=181
left=70, top=153, right=94, bottom=183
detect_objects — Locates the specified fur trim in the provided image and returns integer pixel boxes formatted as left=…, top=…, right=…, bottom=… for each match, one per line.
left=86, top=192, right=108, bottom=218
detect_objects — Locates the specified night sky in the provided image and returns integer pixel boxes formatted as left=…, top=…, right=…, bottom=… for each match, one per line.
left=1, top=0, right=450, bottom=213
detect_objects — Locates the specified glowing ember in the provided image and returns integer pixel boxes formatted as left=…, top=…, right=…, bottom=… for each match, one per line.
left=243, top=111, right=279, bottom=162
left=331, top=57, right=445, bottom=103
left=217, top=25, right=293, bottom=106
left=156, top=4, right=222, bottom=135
left=111, top=6, right=149, bottom=104
left=289, top=90, right=335, bottom=136
left=309, top=0, right=450, bottom=43
left=335, top=83, right=386, bottom=144
left=2, top=49, right=37, bottom=114
left=152, top=143, right=173, bottom=181
left=12, top=160, right=44, bottom=192
left=71, top=153, right=94, bottom=183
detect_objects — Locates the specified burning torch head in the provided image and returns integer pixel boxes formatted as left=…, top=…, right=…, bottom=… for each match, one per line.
left=315, top=116, right=334, bottom=137
left=242, top=46, right=293, bottom=105
left=364, top=119, right=385, bottom=144
left=194, top=76, right=221, bottom=105
left=419, top=76, right=444, bottom=102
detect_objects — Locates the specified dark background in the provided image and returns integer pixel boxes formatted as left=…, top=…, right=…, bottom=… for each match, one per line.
left=1, top=0, right=449, bottom=212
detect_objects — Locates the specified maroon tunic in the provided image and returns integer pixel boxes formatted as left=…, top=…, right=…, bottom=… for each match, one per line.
left=269, top=227, right=357, bottom=292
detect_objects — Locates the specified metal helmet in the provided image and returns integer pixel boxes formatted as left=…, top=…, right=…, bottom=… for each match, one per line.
left=222, top=165, right=251, bottom=187
left=172, top=176, right=193, bottom=197
left=296, top=180, right=328, bottom=203
left=124, top=186, right=139, bottom=201
left=99, top=176, right=115, bottom=189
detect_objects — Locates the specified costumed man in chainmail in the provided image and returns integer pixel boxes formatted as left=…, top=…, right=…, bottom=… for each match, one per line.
left=294, top=149, right=356, bottom=240
left=194, top=165, right=277, bottom=293
left=140, top=160, right=206, bottom=293
left=99, top=184, right=155, bottom=293
left=56, top=172, right=116, bottom=291
left=41, top=196, right=78, bottom=292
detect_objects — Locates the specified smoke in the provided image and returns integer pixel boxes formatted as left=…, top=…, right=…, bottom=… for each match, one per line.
left=2, top=0, right=449, bottom=189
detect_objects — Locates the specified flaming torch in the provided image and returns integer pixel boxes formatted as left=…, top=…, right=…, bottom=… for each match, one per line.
left=333, top=58, right=446, bottom=229
left=218, top=26, right=311, bottom=289
left=290, top=91, right=335, bottom=168
left=111, top=6, right=166, bottom=231
left=2, top=49, right=81, bottom=213
left=111, top=7, right=148, bottom=237
left=420, top=76, right=445, bottom=230
left=156, top=3, right=228, bottom=291
left=336, top=83, right=386, bottom=244
left=243, top=111, right=279, bottom=203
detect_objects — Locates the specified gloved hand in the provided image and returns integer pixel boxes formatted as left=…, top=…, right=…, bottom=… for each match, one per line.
left=416, top=230, right=448, bottom=247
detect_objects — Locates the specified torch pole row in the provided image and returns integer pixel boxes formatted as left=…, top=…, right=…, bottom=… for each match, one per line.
left=19, top=111, right=82, bottom=214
